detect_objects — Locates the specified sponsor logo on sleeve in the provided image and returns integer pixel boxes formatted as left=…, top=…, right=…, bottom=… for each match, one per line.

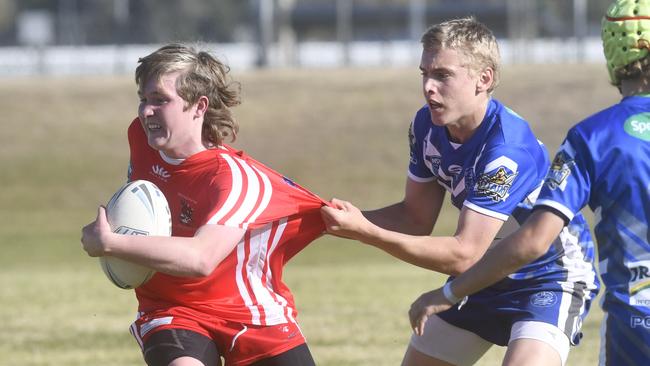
left=624, top=113, right=650, bottom=141
left=476, top=166, right=517, bottom=202
left=545, top=151, right=574, bottom=191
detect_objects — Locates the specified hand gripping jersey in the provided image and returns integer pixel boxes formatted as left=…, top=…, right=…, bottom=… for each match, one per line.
left=408, top=99, right=599, bottom=286
left=127, top=119, right=327, bottom=326
left=535, top=95, right=650, bottom=361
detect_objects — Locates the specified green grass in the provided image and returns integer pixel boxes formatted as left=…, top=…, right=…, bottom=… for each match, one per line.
left=0, top=65, right=615, bottom=365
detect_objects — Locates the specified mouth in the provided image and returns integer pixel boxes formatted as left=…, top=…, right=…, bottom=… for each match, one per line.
left=145, top=122, right=163, bottom=132
left=428, top=100, right=443, bottom=111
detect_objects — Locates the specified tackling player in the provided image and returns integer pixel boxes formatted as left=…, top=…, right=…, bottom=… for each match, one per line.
left=81, top=44, right=327, bottom=366
left=408, top=1, right=650, bottom=365
left=321, top=17, right=599, bottom=366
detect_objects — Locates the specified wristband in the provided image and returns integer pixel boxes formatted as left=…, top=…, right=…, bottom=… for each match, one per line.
left=442, top=281, right=461, bottom=304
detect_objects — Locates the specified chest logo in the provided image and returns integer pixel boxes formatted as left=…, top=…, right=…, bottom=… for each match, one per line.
left=151, top=165, right=171, bottom=181
left=180, top=199, right=194, bottom=225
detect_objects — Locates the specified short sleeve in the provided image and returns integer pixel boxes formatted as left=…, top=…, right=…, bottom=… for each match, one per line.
left=464, top=145, right=542, bottom=221
left=408, top=108, right=436, bottom=182
left=535, top=129, right=592, bottom=221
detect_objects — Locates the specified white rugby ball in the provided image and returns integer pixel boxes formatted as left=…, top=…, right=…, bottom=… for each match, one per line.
left=100, top=180, right=172, bottom=289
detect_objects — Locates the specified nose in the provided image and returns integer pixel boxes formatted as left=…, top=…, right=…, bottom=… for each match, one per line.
left=423, top=77, right=437, bottom=96
left=139, top=102, right=154, bottom=118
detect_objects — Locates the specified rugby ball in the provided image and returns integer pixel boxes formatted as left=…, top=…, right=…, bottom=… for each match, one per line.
left=100, top=180, right=172, bottom=289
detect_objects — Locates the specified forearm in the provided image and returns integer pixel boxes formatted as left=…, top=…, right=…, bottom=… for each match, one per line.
left=449, top=211, right=564, bottom=298
left=105, top=234, right=213, bottom=277
left=359, top=224, right=471, bottom=275
left=364, top=202, right=434, bottom=235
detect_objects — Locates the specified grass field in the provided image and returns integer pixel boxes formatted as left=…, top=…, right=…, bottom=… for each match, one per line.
left=0, top=63, right=619, bottom=365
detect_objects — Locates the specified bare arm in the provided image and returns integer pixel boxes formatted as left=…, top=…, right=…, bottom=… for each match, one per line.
left=321, top=178, right=504, bottom=275
left=408, top=209, right=566, bottom=335
left=362, top=178, right=445, bottom=235
left=81, top=206, right=245, bottom=277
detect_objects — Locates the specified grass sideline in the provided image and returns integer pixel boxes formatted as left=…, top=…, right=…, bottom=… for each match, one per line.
left=0, top=64, right=615, bottom=365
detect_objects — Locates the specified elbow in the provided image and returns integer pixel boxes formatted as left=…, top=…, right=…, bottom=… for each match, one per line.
left=444, top=248, right=480, bottom=276
left=189, top=255, right=222, bottom=277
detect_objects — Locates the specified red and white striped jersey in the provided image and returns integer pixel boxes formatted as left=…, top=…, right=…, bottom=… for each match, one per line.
left=126, top=119, right=327, bottom=326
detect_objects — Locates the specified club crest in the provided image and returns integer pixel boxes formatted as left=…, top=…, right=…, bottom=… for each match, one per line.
left=545, top=152, right=574, bottom=190
left=476, top=166, right=517, bottom=202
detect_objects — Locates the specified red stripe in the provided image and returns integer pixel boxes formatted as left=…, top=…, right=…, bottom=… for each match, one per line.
left=606, top=15, right=650, bottom=22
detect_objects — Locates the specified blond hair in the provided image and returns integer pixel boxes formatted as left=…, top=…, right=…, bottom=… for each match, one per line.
left=421, top=17, right=500, bottom=92
left=135, top=43, right=240, bottom=146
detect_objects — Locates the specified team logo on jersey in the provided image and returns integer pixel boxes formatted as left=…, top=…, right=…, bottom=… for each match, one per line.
left=476, top=166, right=517, bottom=202
left=179, top=198, right=194, bottom=225
left=530, top=291, right=557, bottom=307
left=151, top=164, right=171, bottom=181
left=624, top=113, right=650, bottom=141
left=545, top=152, right=574, bottom=191
left=629, top=260, right=650, bottom=307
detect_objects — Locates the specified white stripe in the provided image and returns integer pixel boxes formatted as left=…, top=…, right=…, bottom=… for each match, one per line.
left=129, top=322, right=143, bottom=349
left=598, top=312, right=608, bottom=366
left=244, top=166, right=273, bottom=227
left=246, top=221, right=290, bottom=325
left=534, top=199, right=575, bottom=221
left=407, top=171, right=435, bottom=183
left=207, top=154, right=243, bottom=225
left=264, top=219, right=293, bottom=323
left=484, top=155, right=518, bottom=173
left=463, top=201, right=509, bottom=221
left=556, top=285, right=572, bottom=337
left=225, top=157, right=262, bottom=228
left=229, top=324, right=248, bottom=351
left=235, top=236, right=260, bottom=324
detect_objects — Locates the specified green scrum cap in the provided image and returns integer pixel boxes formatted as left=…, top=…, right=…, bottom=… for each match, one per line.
left=602, top=0, right=650, bottom=84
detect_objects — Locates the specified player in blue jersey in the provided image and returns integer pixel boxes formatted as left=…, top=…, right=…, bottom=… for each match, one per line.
left=321, top=17, right=599, bottom=366
left=407, top=2, right=650, bottom=365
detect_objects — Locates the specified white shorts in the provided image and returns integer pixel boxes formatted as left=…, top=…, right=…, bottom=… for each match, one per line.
left=409, top=315, right=570, bottom=366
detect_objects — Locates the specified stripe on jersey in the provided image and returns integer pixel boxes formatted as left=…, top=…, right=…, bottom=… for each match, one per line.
left=207, top=154, right=272, bottom=228
left=235, top=219, right=291, bottom=325
left=208, top=154, right=244, bottom=225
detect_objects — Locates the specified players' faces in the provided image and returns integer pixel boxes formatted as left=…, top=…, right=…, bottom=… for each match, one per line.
left=419, top=47, right=493, bottom=143
left=137, top=71, right=208, bottom=159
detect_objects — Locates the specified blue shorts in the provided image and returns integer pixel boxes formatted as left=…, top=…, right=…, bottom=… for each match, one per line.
left=600, top=304, right=650, bottom=365
left=437, top=278, right=597, bottom=346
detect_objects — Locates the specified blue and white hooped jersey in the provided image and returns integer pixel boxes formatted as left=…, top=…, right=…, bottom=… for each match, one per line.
left=536, top=95, right=650, bottom=319
left=408, top=98, right=598, bottom=284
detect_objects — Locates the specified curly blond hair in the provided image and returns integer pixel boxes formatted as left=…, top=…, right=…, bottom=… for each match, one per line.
left=135, top=43, right=241, bottom=146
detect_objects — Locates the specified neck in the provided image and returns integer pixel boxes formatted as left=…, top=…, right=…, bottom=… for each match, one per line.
left=446, top=98, right=489, bottom=143
left=621, top=76, right=650, bottom=97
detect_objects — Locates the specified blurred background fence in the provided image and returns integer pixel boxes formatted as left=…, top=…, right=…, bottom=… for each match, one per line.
left=0, top=0, right=610, bottom=76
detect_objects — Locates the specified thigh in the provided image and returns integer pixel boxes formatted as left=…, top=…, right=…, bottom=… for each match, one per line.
left=249, top=343, right=315, bottom=366
left=406, top=314, right=492, bottom=366
left=143, top=328, right=221, bottom=366
left=505, top=321, right=567, bottom=366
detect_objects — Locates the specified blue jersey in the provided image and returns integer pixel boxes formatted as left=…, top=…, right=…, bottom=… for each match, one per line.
left=408, top=98, right=598, bottom=285
left=536, top=95, right=650, bottom=361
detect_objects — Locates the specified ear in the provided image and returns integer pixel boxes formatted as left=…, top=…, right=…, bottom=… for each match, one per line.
left=194, top=96, right=209, bottom=118
left=475, top=67, right=494, bottom=94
